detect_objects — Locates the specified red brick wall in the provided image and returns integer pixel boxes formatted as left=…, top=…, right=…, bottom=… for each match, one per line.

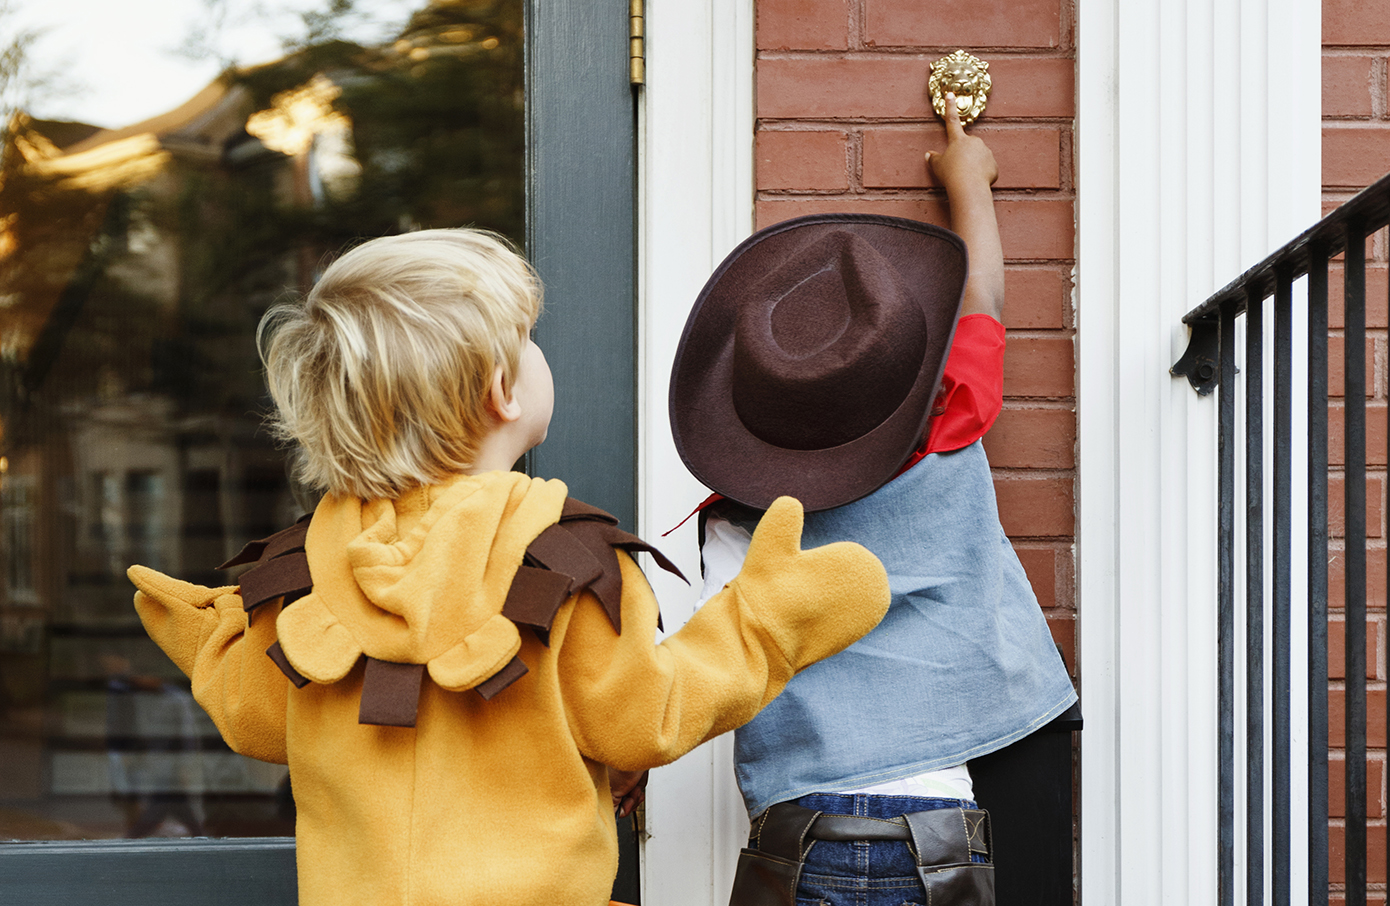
left=1325, top=0, right=1390, bottom=898
left=754, top=1, right=1078, bottom=670
left=752, top=0, right=1390, bottom=898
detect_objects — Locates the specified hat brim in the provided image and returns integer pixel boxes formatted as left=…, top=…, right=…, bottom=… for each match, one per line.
left=670, top=214, right=968, bottom=512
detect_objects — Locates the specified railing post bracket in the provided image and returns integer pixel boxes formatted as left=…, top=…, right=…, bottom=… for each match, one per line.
left=1172, top=319, right=1222, bottom=395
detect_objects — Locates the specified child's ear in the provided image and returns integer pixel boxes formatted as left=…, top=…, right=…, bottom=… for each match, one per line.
left=488, top=365, right=522, bottom=423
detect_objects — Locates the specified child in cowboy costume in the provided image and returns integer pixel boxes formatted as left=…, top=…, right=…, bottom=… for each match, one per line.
left=668, top=95, right=1078, bottom=906
left=126, top=228, right=892, bottom=906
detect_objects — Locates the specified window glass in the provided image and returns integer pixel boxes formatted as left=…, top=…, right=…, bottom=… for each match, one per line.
left=0, top=0, right=523, bottom=840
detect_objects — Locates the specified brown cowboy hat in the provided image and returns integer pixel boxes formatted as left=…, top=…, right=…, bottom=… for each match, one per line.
left=669, top=213, right=968, bottom=512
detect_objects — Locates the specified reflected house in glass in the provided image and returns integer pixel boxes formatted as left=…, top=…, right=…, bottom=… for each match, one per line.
left=0, top=2, right=523, bottom=841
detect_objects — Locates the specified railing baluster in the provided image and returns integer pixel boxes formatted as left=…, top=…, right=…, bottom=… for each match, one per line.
left=1308, top=247, right=1331, bottom=906
left=1344, top=222, right=1368, bottom=906
left=1219, top=305, right=1238, bottom=906
left=1273, top=268, right=1294, bottom=906
left=1175, top=171, right=1390, bottom=906
left=1246, top=285, right=1266, bottom=906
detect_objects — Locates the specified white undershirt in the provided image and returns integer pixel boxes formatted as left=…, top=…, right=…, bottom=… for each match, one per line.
left=696, top=515, right=974, bottom=803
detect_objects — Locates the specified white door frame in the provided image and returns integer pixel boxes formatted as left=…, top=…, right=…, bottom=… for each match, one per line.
left=635, top=0, right=756, bottom=903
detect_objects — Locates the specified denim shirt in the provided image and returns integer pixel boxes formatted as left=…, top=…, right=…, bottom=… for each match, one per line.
left=715, top=440, right=1077, bottom=817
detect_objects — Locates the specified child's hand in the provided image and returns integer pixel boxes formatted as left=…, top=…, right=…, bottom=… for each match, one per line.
left=609, top=767, right=648, bottom=817
left=925, top=93, right=998, bottom=194
left=924, top=92, right=1005, bottom=320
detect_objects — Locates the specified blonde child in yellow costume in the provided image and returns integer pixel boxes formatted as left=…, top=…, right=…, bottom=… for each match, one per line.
left=126, top=229, right=890, bottom=906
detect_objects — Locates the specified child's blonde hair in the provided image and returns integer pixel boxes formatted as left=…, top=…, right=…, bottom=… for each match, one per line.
left=258, top=228, right=543, bottom=500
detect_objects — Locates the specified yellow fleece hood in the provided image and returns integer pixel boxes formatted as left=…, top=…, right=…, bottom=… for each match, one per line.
left=276, top=470, right=568, bottom=693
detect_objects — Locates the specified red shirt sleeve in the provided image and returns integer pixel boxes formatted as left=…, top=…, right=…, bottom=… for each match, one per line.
left=926, top=313, right=1005, bottom=454
left=895, top=315, right=1005, bottom=475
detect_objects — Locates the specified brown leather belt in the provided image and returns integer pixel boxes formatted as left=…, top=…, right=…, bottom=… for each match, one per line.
left=805, top=813, right=914, bottom=842
left=728, top=802, right=995, bottom=906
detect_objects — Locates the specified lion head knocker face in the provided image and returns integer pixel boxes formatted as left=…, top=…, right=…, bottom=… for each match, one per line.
left=928, top=50, right=991, bottom=126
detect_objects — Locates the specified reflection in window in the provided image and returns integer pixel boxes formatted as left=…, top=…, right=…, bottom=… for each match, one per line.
left=0, top=0, right=523, bottom=840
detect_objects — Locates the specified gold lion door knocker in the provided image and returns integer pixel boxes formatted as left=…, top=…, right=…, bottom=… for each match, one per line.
left=928, top=50, right=991, bottom=125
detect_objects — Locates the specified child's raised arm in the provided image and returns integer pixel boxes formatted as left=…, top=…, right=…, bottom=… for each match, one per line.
left=926, top=93, right=1004, bottom=321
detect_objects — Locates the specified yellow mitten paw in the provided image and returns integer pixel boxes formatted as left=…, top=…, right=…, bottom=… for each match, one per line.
left=128, top=565, right=234, bottom=609
left=732, top=496, right=890, bottom=670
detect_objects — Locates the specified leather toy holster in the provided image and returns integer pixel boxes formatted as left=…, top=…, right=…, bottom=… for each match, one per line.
left=904, top=807, right=995, bottom=905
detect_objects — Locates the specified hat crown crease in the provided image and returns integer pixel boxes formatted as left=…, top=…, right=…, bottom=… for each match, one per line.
left=768, top=264, right=850, bottom=359
left=732, top=232, right=927, bottom=451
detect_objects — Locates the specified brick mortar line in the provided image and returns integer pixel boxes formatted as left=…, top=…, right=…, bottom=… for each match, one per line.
left=1378, top=55, right=1388, bottom=119
left=1328, top=751, right=1390, bottom=758
left=755, top=196, right=1074, bottom=207
left=756, top=122, right=1074, bottom=130
left=989, top=468, right=1076, bottom=479
left=850, top=129, right=864, bottom=192
left=1000, top=327, right=1077, bottom=337
left=757, top=118, right=1079, bottom=127
left=846, top=0, right=863, bottom=52
left=755, top=190, right=1077, bottom=202
left=756, top=182, right=1077, bottom=190
left=756, top=47, right=1077, bottom=57
left=1059, top=0, right=1077, bottom=48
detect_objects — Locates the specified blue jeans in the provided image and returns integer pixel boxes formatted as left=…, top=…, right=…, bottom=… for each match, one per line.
left=792, top=793, right=986, bottom=906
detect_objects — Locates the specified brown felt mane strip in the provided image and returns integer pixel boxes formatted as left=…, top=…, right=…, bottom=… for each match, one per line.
left=219, top=517, right=310, bottom=569
left=266, top=641, right=311, bottom=688
left=220, top=517, right=313, bottom=623
left=238, top=555, right=313, bottom=614
left=475, top=656, right=529, bottom=701
left=531, top=500, right=688, bottom=633
left=560, top=498, right=620, bottom=524
left=228, top=498, right=685, bottom=720
left=358, top=658, right=426, bottom=728
left=502, top=566, right=574, bottom=647
left=525, top=524, right=604, bottom=590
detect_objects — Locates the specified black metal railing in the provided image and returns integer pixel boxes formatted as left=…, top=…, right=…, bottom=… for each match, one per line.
left=1173, top=171, right=1390, bottom=906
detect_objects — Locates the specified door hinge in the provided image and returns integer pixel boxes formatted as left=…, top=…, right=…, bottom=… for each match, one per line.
left=629, top=0, right=645, bottom=85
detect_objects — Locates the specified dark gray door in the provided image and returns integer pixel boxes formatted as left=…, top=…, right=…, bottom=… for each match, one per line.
left=528, top=0, right=637, bottom=526
left=0, top=0, right=636, bottom=900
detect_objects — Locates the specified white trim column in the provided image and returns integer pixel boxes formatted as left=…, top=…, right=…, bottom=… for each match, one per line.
left=635, top=0, right=755, bottom=903
left=1075, top=0, right=1320, bottom=901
